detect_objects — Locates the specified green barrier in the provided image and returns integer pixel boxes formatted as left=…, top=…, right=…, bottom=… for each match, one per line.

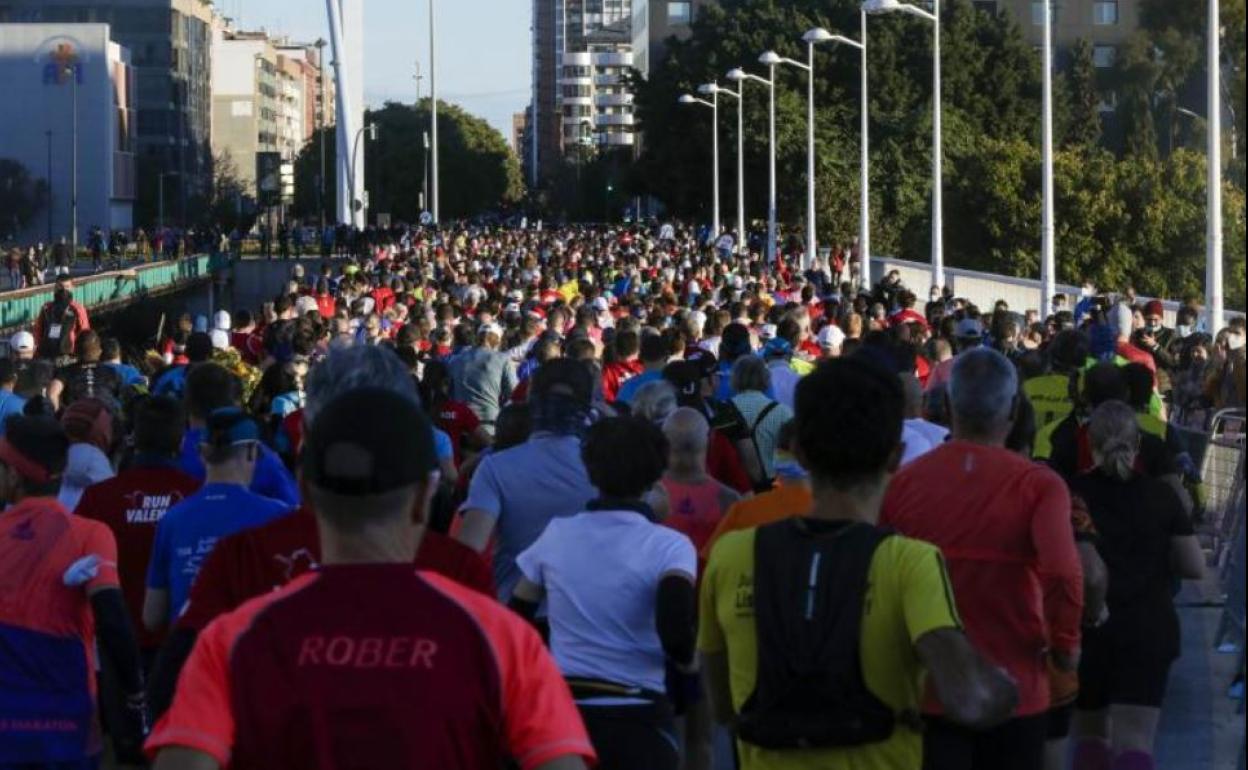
left=0, top=255, right=213, bottom=333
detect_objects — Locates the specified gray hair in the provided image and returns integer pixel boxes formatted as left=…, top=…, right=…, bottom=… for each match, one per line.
left=948, top=348, right=1018, bottom=436
left=731, top=355, right=771, bottom=395
left=632, top=380, right=678, bottom=424
left=1088, top=400, right=1139, bottom=481
left=304, top=345, right=419, bottom=425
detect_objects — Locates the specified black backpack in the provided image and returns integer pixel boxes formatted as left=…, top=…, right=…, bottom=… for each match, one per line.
left=736, top=518, right=897, bottom=750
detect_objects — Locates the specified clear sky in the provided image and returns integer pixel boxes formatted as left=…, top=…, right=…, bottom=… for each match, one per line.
left=219, top=0, right=531, bottom=146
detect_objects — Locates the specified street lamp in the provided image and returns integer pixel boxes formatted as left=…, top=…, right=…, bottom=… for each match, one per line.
left=702, top=83, right=745, bottom=253
left=727, top=62, right=776, bottom=263
left=864, top=0, right=942, bottom=289
left=350, top=123, right=377, bottom=221
left=678, top=90, right=720, bottom=239
left=314, top=38, right=327, bottom=231
left=806, top=23, right=869, bottom=290
left=1205, top=0, right=1223, bottom=332
left=1040, top=0, right=1056, bottom=316
left=61, top=63, right=79, bottom=259
left=429, top=0, right=440, bottom=225
left=764, top=32, right=832, bottom=271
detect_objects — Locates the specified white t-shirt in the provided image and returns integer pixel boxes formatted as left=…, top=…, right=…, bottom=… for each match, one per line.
left=516, top=509, right=696, bottom=693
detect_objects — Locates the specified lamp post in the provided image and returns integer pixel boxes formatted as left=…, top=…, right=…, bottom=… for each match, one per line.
left=1040, top=0, right=1056, bottom=316
left=61, top=63, right=79, bottom=258
left=679, top=89, right=720, bottom=239
left=429, top=0, right=440, bottom=224
left=45, top=130, right=53, bottom=244
left=350, top=123, right=377, bottom=222
left=864, top=0, right=941, bottom=289
left=704, top=83, right=746, bottom=253
left=727, top=64, right=776, bottom=262
left=806, top=22, right=869, bottom=290
left=1206, top=0, right=1223, bottom=332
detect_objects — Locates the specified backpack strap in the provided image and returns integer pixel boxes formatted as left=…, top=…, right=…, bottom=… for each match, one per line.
left=745, top=400, right=781, bottom=486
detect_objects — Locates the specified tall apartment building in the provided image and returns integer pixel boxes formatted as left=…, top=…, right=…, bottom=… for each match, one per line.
left=983, top=0, right=1137, bottom=110
left=0, top=23, right=136, bottom=244
left=209, top=21, right=282, bottom=198
left=0, top=0, right=213, bottom=225
left=275, top=40, right=336, bottom=145
left=530, top=0, right=701, bottom=186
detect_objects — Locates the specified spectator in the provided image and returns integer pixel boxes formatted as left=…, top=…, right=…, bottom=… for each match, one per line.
left=882, top=347, right=1084, bottom=770
left=33, top=276, right=91, bottom=359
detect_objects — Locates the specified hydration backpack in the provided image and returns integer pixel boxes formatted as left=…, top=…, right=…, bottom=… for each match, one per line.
left=736, top=518, right=896, bottom=750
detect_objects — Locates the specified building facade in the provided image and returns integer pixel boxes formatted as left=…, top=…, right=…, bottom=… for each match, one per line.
left=209, top=21, right=282, bottom=198
left=0, top=0, right=213, bottom=227
left=0, top=23, right=135, bottom=245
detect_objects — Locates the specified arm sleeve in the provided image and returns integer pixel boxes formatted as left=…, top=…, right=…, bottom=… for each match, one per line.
left=144, top=617, right=235, bottom=766
left=895, top=539, right=964, bottom=644
left=81, top=521, right=121, bottom=592
left=91, top=588, right=143, bottom=695
left=146, top=520, right=171, bottom=590
left=655, top=575, right=697, bottom=666
left=1029, top=470, right=1084, bottom=656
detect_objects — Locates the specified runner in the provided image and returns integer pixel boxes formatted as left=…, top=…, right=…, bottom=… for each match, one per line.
left=145, top=387, right=596, bottom=770
left=0, top=414, right=146, bottom=765
left=700, top=357, right=1019, bottom=769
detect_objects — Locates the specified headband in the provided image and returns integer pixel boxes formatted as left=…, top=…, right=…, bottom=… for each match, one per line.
left=0, top=437, right=53, bottom=485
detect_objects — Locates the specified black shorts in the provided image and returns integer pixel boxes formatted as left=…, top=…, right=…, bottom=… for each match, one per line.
left=1046, top=703, right=1074, bottom=740
left=922, top=713, right=1047, bottom=770
left=1076, top=615, right=1177, bottom=710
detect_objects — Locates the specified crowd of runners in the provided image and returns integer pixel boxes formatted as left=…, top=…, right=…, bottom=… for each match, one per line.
left=0, top=221, right=1244, bottom=770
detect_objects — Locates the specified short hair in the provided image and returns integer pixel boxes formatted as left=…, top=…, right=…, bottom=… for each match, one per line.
left=731, top=355, right=771, bottom=394
left=185, top=363, right=242, bottom=420
left=639, top=332, right=670, bottom=364
left=1005, top=393, right=1037, bottom=455
left=3, top=414, right=69, bottom=494
left=304, top=345, right=418, bottom=426
left=631, top=380, right=678, bottom=423
left=1122, top=363, right=1154, bottom=412
left=795, top=357, right=903, bottom=490
left=662, top=407, right=709, bottom=455
left=614, top=329, right=641, bottom=359
left=1049, top=330, right=1089, bottom=372
left=531, top=358, right=594, bottom=405
left=134, top=395, right=186, bottom=456
left=494, top=403, right=532, bottom=450
left=1083, top=362, right=1128, bottom=408
left=581, top=416, right=668, bottom=498
left=948, top=348, right=1018, bottom=436
left=76, top=330, right=102, bottom=362
left=101, top=337, right=122, bottom=361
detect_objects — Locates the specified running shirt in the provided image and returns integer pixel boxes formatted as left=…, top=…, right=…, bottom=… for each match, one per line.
left=699, top=524, right=961, bottom=770
left=146, top=483, right=291, bottom=621
left=0, top=498, right=119, bottom=763
left=146, top=566, right=596, bottom=770
left=178, top=427, right=300, bottom=507
left=659, top=477, right=733, bottom=555
left=701, top=478, right=813, bottom=559
left=516, top=509, right=696, bottom=693
left=434, top=399, right=482, bottom=464
left=74, top=461, right=201, bottom=649
left=601, top=359, right=644, bottom=403
left=177, top=506, right=494, bottom=632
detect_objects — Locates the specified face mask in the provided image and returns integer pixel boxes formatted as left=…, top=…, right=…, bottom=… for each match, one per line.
left=1145, top=322, right=1162, bottom=333
left=1228, top=333, right=1246, bottom=352
left=54, top=289, right=70, bottom=304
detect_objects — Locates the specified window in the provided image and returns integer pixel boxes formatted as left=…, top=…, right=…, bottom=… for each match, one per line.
left=667, top=1, right=692, bottom=24
left=1093, top=1, right=1118, bottom=25
left=1030, top=1, right=1053, bottom=25
left=1093, top=45, right=1116, bottom=68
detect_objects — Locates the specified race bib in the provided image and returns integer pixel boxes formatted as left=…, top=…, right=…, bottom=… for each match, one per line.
left=48, top=324, right=63, bottom=340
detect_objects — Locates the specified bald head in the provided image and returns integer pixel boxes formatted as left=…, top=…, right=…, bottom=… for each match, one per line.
left=662, top=407, right=709, bottom=456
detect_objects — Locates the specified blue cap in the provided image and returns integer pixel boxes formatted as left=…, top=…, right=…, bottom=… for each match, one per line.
left=763, top=337, right=794, bottom=358
left=202, top=407, right=261, bottom=449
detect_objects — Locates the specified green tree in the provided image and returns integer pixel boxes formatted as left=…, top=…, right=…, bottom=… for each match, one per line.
left=293, top=100, right=523, bottom=224
left=0, top=158, right=50, bottom=240
left=1063, top=39, right=1102, bottom=149
left=1115, top=33, right=1160, bottom=159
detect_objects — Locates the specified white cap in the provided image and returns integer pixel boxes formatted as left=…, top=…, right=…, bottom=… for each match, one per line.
left=480, top=321, right=504, bottom=338
left=590, top=296, right=610, bottom=312
left=213, top=310, right=232, bottom=331
left=292, top=264, right=306, bottom=279
left=817, top=323, right=846, bottom=349
left=210, top=329, right=231, bottom=350
left=296, top=295, right=320, bottom=317
left=10, top=330, right=35, bottom=352
left=759, top=323, right=778, bottom=341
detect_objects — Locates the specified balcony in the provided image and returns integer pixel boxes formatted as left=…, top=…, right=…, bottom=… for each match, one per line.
left=561, top=95, right=593, bottom=106
left=562, top=52, right=593, bottom=66
left=596, top=132, right=635, bottom=146
left=595, top=74, right=623, bottom=86
left=592, top=51, right=633, bottom=67
left=595, top=93, right=634, bottom=107
left=595, top=113, right=635, bottom=127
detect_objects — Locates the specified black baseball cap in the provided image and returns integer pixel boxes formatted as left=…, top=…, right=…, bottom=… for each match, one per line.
left=301, top=387, right=437, bottom=496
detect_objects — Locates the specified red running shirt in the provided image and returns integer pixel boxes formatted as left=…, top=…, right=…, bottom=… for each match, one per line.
left=74, top=464, right=200, bottom=649
left=881, top=441, right=1084, bottom=717
left=148, top=566, right=595, bottom=770
left=177, top=506, right=494, bottom=633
